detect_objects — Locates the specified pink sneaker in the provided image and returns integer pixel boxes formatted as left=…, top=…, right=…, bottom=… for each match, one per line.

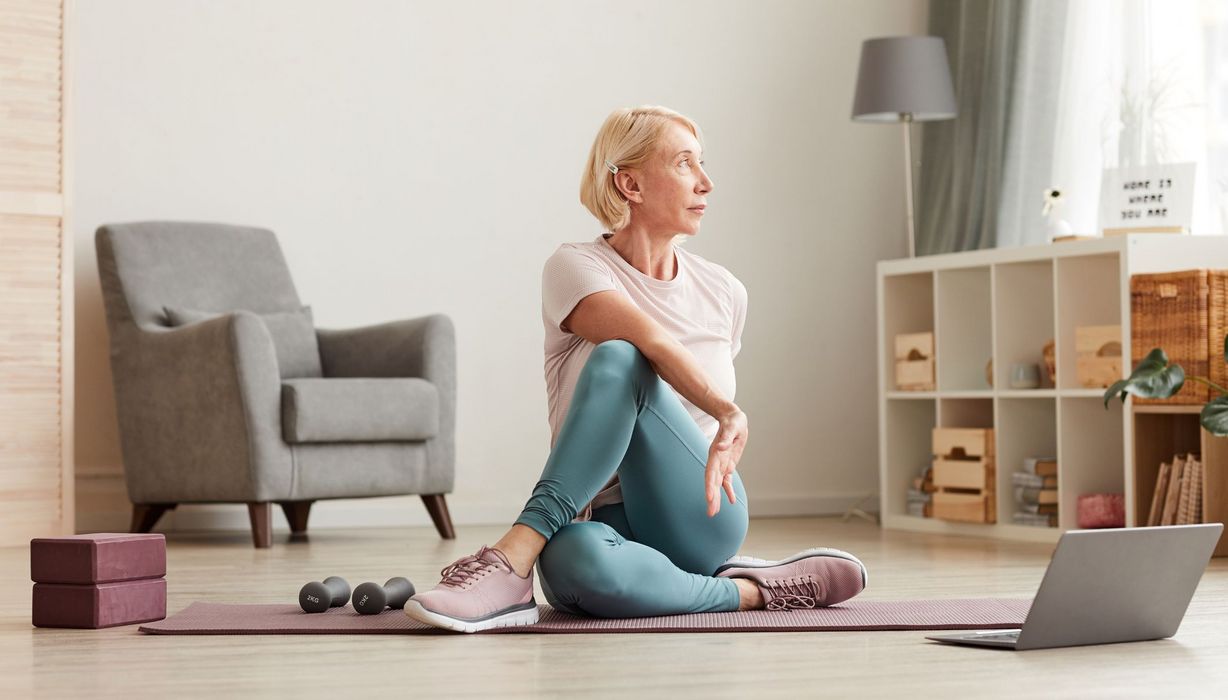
left=715, top=547, right=868, bottom=609
left=403, top=545, right=538, bottom=633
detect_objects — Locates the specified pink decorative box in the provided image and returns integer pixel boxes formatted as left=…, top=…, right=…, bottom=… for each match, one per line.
left=30, top=533, right=165, bottom=584
left=1077, top=493, right=1126, bottom=529
left=32, top=578, right=167, bottom=629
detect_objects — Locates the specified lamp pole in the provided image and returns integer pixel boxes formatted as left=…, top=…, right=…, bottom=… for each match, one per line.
left=901, top=112, right=916, bottom=258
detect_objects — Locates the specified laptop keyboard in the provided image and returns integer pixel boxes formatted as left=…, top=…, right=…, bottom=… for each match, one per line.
left=976, top=630, right=1021, bottom=640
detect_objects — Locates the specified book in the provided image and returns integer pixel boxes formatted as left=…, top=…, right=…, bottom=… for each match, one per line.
left=1035, top=460, right=1058, bottom=478
left=1017, top=502, right=1057, bottom=515
left=1160, top=454, right=1189, bottom=526
left=1012, top=472, right=1044, bottom=488
left=1147, top=460, right=1172, bottom=527
left=1176, top=456, right=1196, bottom=525
left=1014, top=486, right=1058, bottom=505
left=1021, top=457, right=1059, bottom=477
left=1191, top=459, right=1204, bottom=523
left=1012, top=512, right=1058, bottom=527
left=1178, top=458, right=1204, bottom=525
left=1012, top=472, right=1056, bottom=489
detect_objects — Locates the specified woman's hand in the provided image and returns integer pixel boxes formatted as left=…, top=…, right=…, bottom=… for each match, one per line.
left=704, top=407, right=748, bottom=517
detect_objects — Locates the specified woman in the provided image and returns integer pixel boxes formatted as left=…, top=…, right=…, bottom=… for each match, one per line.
left=404, top=106, right=867, bottom=633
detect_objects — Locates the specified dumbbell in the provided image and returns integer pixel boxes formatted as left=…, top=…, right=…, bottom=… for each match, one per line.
left=299, top=576, right=351, bottom=613
left=352, top=577, right=416, bottom=615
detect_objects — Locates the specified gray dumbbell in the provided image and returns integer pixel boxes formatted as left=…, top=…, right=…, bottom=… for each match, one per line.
left=299, top=576, right=351, bottom=613
left=352, top=577, right=415, bottom=615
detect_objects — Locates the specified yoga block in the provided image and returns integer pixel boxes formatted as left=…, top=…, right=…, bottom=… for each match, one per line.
left=30, top=533, right=166, bottom=584
left=32, top=578, right=167, bottom=629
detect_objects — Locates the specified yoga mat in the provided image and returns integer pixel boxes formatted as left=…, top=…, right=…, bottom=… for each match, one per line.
left=139, top=599, right=1030, bottom=635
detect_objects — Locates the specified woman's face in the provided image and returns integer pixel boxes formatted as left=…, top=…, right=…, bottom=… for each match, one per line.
left=620, top=121, right=714, bottom=236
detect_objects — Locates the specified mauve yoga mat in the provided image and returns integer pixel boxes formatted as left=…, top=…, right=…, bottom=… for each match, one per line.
left=140, top=599, right=1030, bottom=635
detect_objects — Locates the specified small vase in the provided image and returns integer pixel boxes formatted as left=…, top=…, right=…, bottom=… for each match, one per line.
left=1010, top=363, right=1041, bottom=390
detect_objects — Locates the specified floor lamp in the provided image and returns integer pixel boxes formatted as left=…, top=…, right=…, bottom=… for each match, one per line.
left=851, top=36, right=957, bottom=258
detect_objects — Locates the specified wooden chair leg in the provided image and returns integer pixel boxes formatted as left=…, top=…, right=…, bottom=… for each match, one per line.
left=247, top=502, right=273, bottom=548
left=279, top=500, right=314, bottom=536
left=130, top=503, right=176, bottom=533
left=420, top=494, right=456, bottom=539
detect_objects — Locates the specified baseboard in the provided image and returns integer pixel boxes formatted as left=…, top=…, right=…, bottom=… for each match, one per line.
left=75, top=486, right=880, bottom=533
left=747, top=492, right=881, bottom=518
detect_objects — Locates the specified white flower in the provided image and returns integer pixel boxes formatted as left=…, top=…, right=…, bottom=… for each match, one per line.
left=1042, top=187, right=1064, bottom=216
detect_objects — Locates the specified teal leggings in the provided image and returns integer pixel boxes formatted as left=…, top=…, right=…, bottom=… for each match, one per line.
left=514, top=340, right=748, bottom=618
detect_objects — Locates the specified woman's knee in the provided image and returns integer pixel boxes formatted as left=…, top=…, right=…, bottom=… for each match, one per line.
left=584, top=340, right=652, bottom=385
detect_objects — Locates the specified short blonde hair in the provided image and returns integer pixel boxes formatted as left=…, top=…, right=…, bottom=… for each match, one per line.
left=579, top=105, right=703, bottom=232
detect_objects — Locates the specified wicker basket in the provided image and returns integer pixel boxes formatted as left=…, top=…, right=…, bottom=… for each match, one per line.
left=1130, top=270, right=1228, bottom=405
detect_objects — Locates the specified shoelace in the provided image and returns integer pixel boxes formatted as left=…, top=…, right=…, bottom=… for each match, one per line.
left=439, top=546, right=505, bottom=589
left=761, top=576, right=821, bottom=611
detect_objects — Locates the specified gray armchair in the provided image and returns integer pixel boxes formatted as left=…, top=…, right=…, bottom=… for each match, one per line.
left=95, top=221, right=456, bottom=547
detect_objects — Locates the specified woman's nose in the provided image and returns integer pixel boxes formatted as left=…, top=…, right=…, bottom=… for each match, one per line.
left=698, top=169, right=714, bottom=194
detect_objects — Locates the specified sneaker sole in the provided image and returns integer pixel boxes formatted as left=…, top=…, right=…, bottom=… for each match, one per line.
left=403, top=599, right=540, bottom=634
left=714, top=547, right=868, bottom=588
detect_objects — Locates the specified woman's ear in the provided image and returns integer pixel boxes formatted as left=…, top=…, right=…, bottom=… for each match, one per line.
left=615, top=171, right=644, bottom=204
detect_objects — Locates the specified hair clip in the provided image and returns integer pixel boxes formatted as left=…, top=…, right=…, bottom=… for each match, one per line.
left=604, top=159, right=619, bottom=174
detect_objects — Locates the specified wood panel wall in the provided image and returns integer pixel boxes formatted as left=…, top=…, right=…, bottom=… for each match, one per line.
left=0, top=0, right=74, bottom=544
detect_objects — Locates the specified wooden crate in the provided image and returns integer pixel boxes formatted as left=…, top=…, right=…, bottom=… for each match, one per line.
left=1075, top=325, right=1122, bottom=388
left=932, top=427, right=994, bottom=459
left=933, top=490, right=996, bottom=523
left=894, top=332, right=935, bottom=391
left=931, top=427, right=997, bottom=524
left=932, top=458, right=995, bottom=491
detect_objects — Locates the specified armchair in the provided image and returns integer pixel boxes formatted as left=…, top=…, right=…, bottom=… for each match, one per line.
left=95, top=221, right=456, bottom=547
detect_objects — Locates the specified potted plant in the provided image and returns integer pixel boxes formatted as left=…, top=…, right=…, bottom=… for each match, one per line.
left=1103, top=335, right=1228, bottom=436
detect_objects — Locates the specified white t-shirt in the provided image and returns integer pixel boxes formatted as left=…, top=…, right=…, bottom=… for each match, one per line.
left=540, top=233, right=748, bottom=522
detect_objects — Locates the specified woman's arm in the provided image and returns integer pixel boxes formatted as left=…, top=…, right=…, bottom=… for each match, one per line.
left=563, top=290, right=747, bottom=515
left=563, top=290, right=732, bottom=418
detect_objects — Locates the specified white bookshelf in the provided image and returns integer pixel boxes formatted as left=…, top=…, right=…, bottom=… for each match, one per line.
left=877, top=234, right=1228, bottom=543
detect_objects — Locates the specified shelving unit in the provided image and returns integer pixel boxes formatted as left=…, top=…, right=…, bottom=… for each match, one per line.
left=877, top=234, right=1228, bottom=543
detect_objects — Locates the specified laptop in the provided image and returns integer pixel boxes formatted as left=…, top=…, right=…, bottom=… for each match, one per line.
left=926, top=523, right=1223, bottom=650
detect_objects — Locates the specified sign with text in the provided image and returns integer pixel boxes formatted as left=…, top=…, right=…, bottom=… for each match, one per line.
left=1098, top=162, right=1195, bottom=235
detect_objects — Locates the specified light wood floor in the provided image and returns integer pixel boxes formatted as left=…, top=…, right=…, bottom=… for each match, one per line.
left=2, top=517, right=1226, bottom=698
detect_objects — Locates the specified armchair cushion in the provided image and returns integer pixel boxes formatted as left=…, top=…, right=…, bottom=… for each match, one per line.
left=164, top=305, right=323, bottom=379
left=281, top=378, right=440, bottom=443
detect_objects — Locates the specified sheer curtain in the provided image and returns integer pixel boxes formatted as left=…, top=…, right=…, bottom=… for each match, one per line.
left=923, top=0, right=1226, bottom=254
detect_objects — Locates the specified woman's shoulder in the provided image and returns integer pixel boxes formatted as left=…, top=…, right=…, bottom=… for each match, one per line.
left=545, top=237, right=606, bottom=264
left=542, top=239, right=614, bottom=279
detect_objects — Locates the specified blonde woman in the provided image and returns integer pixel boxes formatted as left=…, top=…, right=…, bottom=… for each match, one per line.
left=405, top=106, right=867, bottom=632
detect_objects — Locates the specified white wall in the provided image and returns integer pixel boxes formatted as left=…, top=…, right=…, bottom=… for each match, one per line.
left=72, top=0, right=927, bottom=532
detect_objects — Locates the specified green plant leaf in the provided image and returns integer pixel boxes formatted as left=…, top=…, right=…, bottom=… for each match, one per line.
left=1203, top=395, right=1228, bottom=437
left=1102, top=348, right=1185, bottom=407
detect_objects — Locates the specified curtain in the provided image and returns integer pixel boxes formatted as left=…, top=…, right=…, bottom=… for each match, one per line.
left=915, top=0, right=1029, bottom=255
left=921, top=0, right=1223, bottom=254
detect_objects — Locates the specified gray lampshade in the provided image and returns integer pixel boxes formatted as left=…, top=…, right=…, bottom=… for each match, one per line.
left=851, top=36, right=957, bottom=122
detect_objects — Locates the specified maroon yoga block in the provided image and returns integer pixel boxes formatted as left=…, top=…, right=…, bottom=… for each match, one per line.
left=30, top=533, right=166, bottom=585
left=32, top=578, right=167, bottom=629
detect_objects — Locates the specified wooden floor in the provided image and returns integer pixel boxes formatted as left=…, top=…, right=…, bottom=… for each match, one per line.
left=2, top=517, right=1227, bottom=698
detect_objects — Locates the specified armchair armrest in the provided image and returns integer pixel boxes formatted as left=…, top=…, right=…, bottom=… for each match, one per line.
left=316, top=314, right=456, bottom=489
left=316, top=313, right=455, bottom=382
left=112, top=311, right=292, bottom=503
